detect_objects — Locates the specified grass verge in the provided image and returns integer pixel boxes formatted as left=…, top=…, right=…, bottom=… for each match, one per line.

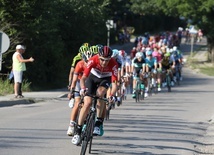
left=0, top=79, right=32, bottom=96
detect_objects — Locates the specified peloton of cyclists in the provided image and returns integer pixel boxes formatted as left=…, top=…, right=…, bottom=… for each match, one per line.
left=72, top=45, right=118, bottom=145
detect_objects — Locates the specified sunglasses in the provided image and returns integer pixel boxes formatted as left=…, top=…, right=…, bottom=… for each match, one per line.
left=99, top=57, right=110, bottom=62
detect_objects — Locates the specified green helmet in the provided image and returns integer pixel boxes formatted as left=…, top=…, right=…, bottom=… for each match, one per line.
left=79, top=45, right=90, bottom=54
left=90, top=45, right=99, bottom=55
left=82, top=42, right=90, bottom=47
left=164, top=52, right=171, bottom=57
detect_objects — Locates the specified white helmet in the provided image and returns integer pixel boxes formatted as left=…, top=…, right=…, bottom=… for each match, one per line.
left=136, top=52, right=143, bottom=58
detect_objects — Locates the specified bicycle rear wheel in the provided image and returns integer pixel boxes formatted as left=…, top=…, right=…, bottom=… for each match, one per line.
left=166, top=74, right=171, bottom=92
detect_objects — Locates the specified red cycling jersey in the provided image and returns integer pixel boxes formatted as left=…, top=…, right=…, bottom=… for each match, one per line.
left=74, top=60, right=86, bottom=80
left=83, top=55, right=118, bottom=83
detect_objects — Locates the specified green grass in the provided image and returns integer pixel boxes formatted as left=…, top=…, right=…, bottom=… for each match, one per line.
left=200, top=67, right=214, bottom=76
left=0, top=79, right=32, bottom=96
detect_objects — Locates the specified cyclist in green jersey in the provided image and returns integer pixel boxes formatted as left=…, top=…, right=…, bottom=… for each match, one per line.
left=68, top=45, right=90, bottom=90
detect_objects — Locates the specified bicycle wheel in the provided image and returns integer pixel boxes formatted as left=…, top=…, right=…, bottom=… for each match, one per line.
left=105, top=104, right=111, bottom=120
left=80, top=114, right=94, bottom=155
left=140, top=83, right=145, bottom=100
left=176, top=71, right=180, bottom=85
left=88, top=114, right=95, bottom=154
left=135, top=81, right=140, bottom=102
left=166, top=74, right=171, bottom=92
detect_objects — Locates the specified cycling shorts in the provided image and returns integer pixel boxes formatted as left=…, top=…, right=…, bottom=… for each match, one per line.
left=85, top=73, right=111, bottom=96
left=74, top=80, right=81, bottom=98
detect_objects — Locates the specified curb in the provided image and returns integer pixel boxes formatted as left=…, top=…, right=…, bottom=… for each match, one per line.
left=0, top=99, right=36, bottom=107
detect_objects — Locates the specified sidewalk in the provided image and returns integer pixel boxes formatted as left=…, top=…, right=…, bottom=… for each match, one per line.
left=0, top=88, right=68, bottom=107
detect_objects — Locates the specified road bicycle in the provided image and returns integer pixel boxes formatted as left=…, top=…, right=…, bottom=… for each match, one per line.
left=162, top=69, right=172, bottom=92
left=134, top=77, right=145, bottom=102
left=79, top=94, right=108, bottom=155
left=146, top=72, right=158, bottom=96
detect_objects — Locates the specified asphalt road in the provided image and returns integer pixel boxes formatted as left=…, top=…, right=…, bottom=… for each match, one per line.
left=0, top=38, right=214, bottom=155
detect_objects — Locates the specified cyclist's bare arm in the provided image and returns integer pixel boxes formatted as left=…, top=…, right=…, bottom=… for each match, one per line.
left=80, top=75, right=87, bottom=90
left=110, top=82, right=117, bottom=96
left=71, top=73, right=78, bottom=90
left=68, top=67, right=74, bottom=88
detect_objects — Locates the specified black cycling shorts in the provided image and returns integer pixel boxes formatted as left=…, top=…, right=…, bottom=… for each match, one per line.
left=85, top=73, right=111, bottom=95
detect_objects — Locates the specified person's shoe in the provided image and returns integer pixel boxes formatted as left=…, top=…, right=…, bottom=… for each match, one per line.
left=71, top=134, right=80, bottom=145
left=99, top=125, right=104, bottom=136
left=117, top=100, right=121, bottom=106
left=18, top=95, right=24, bottom=98
left=158, top=87, right=161, bottom=92
left=144, top=92, right=148, bottom=98
left=82, top=124, right=86, bottom=132
left=67, top=125, right=75, bottom=136
left=132, top=93, right=136, bottom=98
left=93, top=126, right=100, bottom=136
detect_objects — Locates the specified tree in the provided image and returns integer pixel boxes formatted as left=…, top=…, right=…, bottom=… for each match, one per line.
left=0, top=0, right=111, bottom=88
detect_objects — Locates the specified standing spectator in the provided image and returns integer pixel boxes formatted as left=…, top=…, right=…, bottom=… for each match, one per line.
left=12, top=45, right=34, bottom=98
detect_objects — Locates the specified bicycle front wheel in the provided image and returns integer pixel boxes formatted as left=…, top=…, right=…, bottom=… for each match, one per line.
left=80, top=114, right=95, bottom=155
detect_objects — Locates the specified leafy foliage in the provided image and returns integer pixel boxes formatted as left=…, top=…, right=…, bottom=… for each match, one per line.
left=0, top=0, right=110, bottom=89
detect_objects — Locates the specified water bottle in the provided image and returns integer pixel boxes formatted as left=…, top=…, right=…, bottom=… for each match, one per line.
left=68, top=98, right=75, bottom=108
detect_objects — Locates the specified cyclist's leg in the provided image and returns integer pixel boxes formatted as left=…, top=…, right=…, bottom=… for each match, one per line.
left=67, top=81, right=81, bottom=136
left=72, top=75, right=95, bottom=145
left=94, top=77, right=111, bottom=136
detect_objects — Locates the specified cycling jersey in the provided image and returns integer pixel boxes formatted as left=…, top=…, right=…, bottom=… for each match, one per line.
left=71, top=53, right=82, bottom=68
left=145, top=57, right=157, bottom=68
left=74, top=60, right=86, bottom=80
left=83, top=55, right=118, bottom=83
left=161, top=57, right=171, bottom=68
left=132, top=57, right=145, bottom=78
left=132, top=57, right=145, bottom=68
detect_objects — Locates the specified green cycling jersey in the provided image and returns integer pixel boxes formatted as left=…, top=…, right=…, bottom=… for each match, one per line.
left=71, top=53, right=82, bottom=68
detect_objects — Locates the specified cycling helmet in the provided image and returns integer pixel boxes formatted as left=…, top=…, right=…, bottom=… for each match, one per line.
left=164, top=52, right=171, bottom=57
left=90, top=45, right=99, bottom=55
left=96, top=44, right=103, bottom=49
left=82, top=42, right=90, bottom=47
left=119, top=50, right=126, bottom=57
left=146, top=50, right=152, bottom=56
left=136, top=52, right=143, bottom=58
left=112, top=49, right=119, bottom=58
left=173, top=46, right=177, bottom=51
left=82, top=50, right=93, bottom=62
left=79, top=45, right=90, bottom=54
left=98, top=46, right=112, bottom=58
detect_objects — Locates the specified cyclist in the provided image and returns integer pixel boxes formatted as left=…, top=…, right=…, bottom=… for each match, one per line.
left=72, top=46, right=118, bottom=145
left=170, top=47, right=182, bottom=83
left=67, top=48, right=93, bottom=136
left=108, top=49, right=123, bottom=105
left=131, top=52, right=146, bottom=98
left=68, top=45, right=90, bottom=90
left=152, top=47, right=163, bottom=92
left=161, top=52, right=174, bottom=86
left=145, top=49, right=158, bottom=97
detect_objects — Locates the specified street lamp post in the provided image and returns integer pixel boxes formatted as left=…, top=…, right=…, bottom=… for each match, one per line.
left=105, top=20, right=114, bottom=46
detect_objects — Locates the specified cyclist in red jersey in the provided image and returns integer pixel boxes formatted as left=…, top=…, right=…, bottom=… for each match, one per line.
left=72, top=46, right=118, bottom=145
